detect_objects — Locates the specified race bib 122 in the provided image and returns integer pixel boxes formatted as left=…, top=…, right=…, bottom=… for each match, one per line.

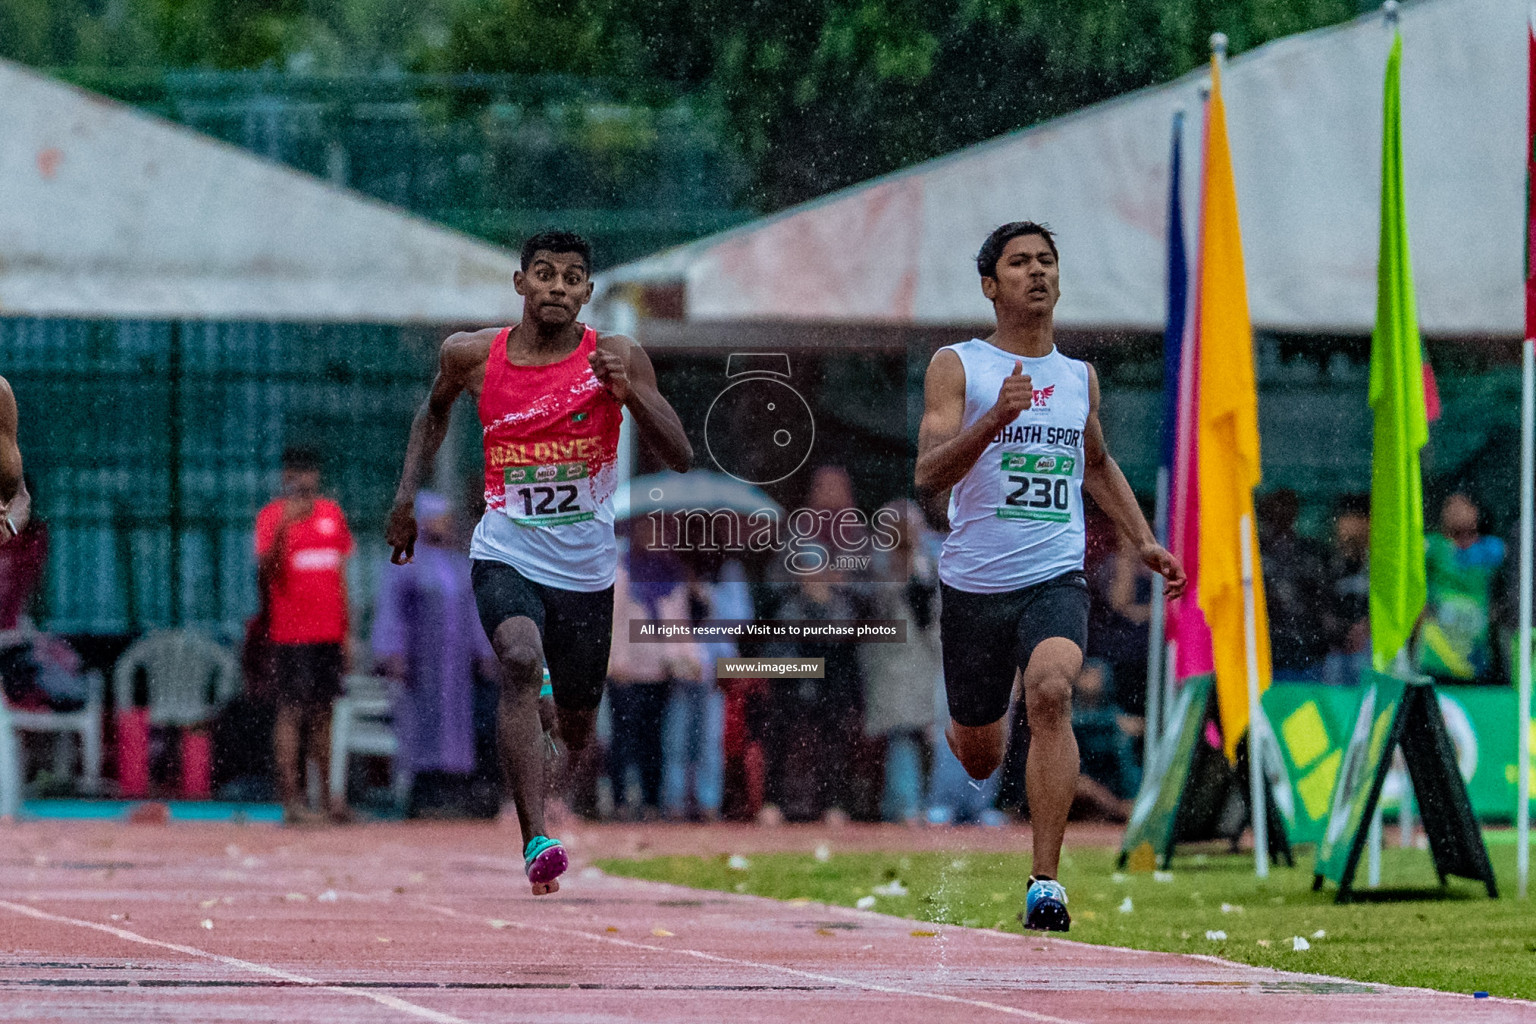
left=503, top=461, right=595, bottom=527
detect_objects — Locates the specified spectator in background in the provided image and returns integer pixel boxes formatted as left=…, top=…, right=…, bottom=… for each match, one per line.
left=1086, top=528, right=1153, bottom=724
left=1257, top=489, right=1329, bottom=678
left=371, top=491, right=498, bottom=817
left=857, top=501, right=940, bottom=824
left=1418, top=492, right=1507, bottom=683
left=803, top=465, right=865, bottom=552
left=0, top=474, right=46, bottom=629
left=760, top=568, right=863, bottom=825
left=606, top=520, right=701, bottom=820
left=663, top=553, right=750, bottom=822
left=1321, top=493, right=1372, bottom=686
left=1069, top=659, right=1140, bottom=820
left=256, top=445, right=354, bottom=825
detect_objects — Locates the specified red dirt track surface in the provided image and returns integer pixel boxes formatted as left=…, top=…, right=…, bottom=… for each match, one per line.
left=1, top=819, right=1531, bottom=1023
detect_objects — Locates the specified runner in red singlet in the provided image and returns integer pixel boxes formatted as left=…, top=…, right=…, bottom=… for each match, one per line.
left=387, top=231, right=692, bottom=895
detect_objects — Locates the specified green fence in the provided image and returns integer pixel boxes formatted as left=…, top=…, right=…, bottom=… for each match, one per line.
left=63, top=70, right=755, bottom=268
left=3, top=315, right=452, bottom=635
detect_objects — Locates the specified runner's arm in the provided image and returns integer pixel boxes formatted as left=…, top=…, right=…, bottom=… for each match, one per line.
left=387, top=334, right=477, bottom=563
left=594, top=335, right=692, bottom=472
left=915, top=349, right=1011, bottom=496
left=1080, top=363, right=1186, bottom=599
left=0, top=377, right=28, bottom=541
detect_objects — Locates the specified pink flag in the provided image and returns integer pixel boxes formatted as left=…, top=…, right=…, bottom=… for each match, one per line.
left=1166, top=102, right=1216, bottom=681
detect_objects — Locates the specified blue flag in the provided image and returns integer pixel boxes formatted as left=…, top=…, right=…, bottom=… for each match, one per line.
left=1157, top=110, right=1189, bottom=549
left=1161, top=111, right=1188, bottom=476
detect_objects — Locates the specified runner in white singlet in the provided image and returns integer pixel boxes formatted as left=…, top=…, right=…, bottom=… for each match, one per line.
left=915, top=222, right=1186, bottom=932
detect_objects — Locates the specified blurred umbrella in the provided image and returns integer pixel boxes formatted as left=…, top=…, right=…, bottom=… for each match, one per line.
left=613, top=470, right=782, bottom=521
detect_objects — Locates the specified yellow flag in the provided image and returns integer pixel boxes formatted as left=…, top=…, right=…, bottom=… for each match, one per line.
left=1196, top=58, right=1272, bottom=761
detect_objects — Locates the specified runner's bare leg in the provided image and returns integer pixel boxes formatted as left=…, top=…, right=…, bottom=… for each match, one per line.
left=491, top=616, right=549, bottom=848
left=945, top=719, right=1006, bottom=780
left=1022, top=637, right=1083, bottom=878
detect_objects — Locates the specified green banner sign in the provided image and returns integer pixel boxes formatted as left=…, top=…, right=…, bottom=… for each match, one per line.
left=1313, top=673, right=1406, bottom=885
left=1119, top=676, right=1213, bottom=871
left=1311, top=673, right=1496, bottom=903
left=1263, top=681, right=1536, bottom=845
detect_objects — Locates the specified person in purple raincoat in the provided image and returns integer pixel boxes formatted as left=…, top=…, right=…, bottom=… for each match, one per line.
left=372, top=491, right=499, bottom=813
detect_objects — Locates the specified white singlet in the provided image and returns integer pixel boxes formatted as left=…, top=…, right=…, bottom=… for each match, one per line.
left=937, top=340, right=1091, bottom=594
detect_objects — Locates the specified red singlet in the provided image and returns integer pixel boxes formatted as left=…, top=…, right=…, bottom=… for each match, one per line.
left=468, top=325, right=624, bottom=591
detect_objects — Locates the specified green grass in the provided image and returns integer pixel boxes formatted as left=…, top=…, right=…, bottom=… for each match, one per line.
left=598, top=839, right=1536, bottom=998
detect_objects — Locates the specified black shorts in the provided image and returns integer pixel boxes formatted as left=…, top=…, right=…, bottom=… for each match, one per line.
left=470, top=559, right=614, bottom=713
left=270, top=642, right=345, bottom=708
left=939, top=571, right=1090, bottom=728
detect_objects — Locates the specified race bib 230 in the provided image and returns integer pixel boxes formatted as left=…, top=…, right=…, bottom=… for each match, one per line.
left=997, top=452, right=1075, bottom=523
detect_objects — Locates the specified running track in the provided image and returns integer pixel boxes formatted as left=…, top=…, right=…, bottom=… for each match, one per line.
left=0, top=819, right=1531, bottom=1023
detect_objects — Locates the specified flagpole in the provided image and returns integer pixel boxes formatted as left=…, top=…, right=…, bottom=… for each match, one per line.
left=1146, top=468, right=1168, bottom=767
left=1399, top=778, right=1415, bottom=848
left=1239, top=513, right=1268, bottom=878
left=1164, top=640, right=1177, bottom=744
left=1517, top=332, right=1531, bottom=898
left=1517, top=2, right=1535, bottom=902
left=1368, top=805, right=1384, bottom=887
left=1371, top=648, right=1412, bottom=887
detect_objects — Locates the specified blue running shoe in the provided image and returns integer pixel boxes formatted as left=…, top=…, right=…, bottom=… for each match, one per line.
left=1022, top=875, right=1070, bottom=932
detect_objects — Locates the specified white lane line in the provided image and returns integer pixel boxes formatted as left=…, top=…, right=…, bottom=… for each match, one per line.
left=400, top=896, right=1085, bottom=1024
left=0, top=899, right=475, bottom=1024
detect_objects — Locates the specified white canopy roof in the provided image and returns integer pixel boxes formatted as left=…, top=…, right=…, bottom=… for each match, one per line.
left=600, top=0, right=1524, bottom=337
left=0, top=60, right=524, bottom=323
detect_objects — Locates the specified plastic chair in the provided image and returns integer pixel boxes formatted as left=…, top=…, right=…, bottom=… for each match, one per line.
left=112, top=629, right=240, bottom=797
left=0, top=628, right=105, bottom=814
left=329, top=673, right=405, bottom=809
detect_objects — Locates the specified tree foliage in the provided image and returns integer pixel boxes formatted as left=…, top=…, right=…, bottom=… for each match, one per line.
left=0, top=0, right=1366, bottom=210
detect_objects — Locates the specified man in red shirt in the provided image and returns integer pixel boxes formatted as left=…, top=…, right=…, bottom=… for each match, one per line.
left=256, top=446, right=354, bottom=824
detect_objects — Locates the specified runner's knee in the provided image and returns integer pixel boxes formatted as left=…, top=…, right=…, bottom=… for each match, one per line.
left=958, top=747, right=1003, bottom=780
left=500, top=645, right=542, bottom=689
left=492, top=620, right=543, bottom=688
left=949, top=721, right=1005, bottom=780
left=1024, top=670, right=1073, bottom=725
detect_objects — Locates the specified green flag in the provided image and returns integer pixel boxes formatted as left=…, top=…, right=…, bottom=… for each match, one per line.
left=1369, top=32, right=1429, bottom=673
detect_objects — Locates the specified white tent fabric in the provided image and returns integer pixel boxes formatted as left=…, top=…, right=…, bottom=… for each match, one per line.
left=0, top=60, right=522, bottom=323
left=599, top=0, right=1523, bottom=337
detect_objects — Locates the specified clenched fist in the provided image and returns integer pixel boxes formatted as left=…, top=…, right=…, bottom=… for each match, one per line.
left=990, top=360, right=1034, bottom=425
left=589, top=348, right=630, bottom=404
